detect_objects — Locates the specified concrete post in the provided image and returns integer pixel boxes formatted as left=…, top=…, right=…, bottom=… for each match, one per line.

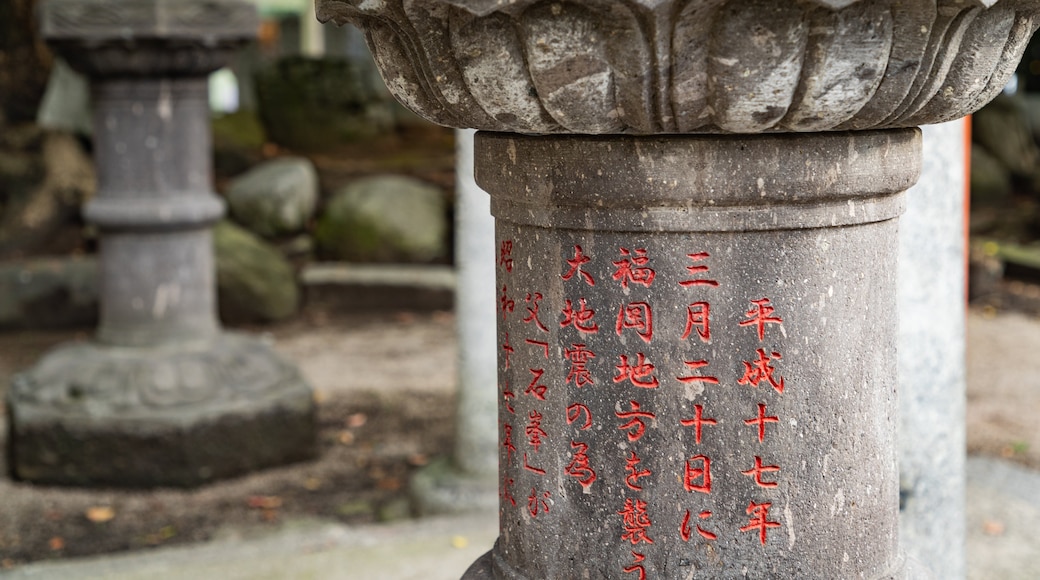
left=897, top=120, right=968, bottom=579
left=317, top=0, right=1039, bottom=576
left=6, top=0, right=316, bottom=488
left=411, top=129, right=499, bottom=514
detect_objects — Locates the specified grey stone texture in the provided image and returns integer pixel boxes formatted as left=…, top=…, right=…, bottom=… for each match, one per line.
left=411, top=130, right=498, bottom=515
left=467, top=131, right=920, bottom=579
left=897, top=121, right=967, bottom=580
left=316, top=175, right=447, bottom=263
left=214, top=221, right=301, bottom=324
left=226, top=157, right=319, bottom=238
left=318, top=0, right=1040, bottom=135
left=6, top=0, right=315, bottom=487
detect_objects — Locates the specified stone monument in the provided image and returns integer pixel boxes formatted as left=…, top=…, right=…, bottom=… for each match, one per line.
left=318, top=0, right=1038, bottom=577
left=6, top=0, right=316, bottom=488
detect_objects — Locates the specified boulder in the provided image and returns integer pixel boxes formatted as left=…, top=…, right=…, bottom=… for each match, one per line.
left=254, top=56, right=395, bottom=152
left=973, top=94, right=1040, bottom=178
left=0, top=256, right=99, bottom=330
left=214, top=221, right=300, bottom=323
left=226, top=157, right=318, bottom=237
left=971, top=144, right=1012, bottom=207
left=316, top=175, right=448, bottom=263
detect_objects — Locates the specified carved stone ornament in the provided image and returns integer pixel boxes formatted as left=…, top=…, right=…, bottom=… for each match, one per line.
left=317, top=0, right=1040, bottom=134
left=41, top=0, right=259, bottom=77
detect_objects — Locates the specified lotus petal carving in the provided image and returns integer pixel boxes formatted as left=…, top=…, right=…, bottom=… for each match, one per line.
left=317, top=0, right=1040, bottom=134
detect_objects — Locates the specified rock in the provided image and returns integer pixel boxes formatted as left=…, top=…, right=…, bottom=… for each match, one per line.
left=226, top=157, right=318, bottom=237
left=0, top=256, right=99, bottom=330
left=316, top=176, right=447, bottom=263
left=214, top=221, right=300, bottom=323
left=973, top=94, right=1040, bottom=178
left=254, top=56, right=395, bottom=152
left=971, top=144, right=1013, bottom=207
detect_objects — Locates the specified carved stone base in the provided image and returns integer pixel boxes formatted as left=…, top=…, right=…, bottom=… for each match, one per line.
left=6, top=333, right=315, bottom=487
left=410, top=457, right=497, bottom=516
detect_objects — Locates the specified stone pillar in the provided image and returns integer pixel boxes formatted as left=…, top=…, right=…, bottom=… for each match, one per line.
left=411, top=129, right=498, bottom=514
left=6, top=0, right=316, bottom=488
left=897, top=120, right=968, bottom=579
left=317, top=0, right=1039, bottom=576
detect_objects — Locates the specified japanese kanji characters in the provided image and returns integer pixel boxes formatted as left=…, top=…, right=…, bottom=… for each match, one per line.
left=739, top=349, right=785, bottom=394
left=615, top=353, right=660, bottom=388
left=740, top=298, right=783, bottom=341
left=562, top=245, right=595, bottom=286
left=742, top=456, right=780, bottom=488
left=561, top=298, right=599, bottom=334
left=624, top=451, right=652, bottom=491
left=565, top=441, right=596, bottom=489
left=564, top=344, right=596, bottom=387
left=684, top=455, right=712, bottom=494
left=613, top=247, right=655, bottom=289
left=682, top=301, right=711, bottom=342
left=618, top=498, right=654, bottom=544
left=680, top=252, right=720, bottom=287
left=616, top=400, right=655, bottom=442
left=744, top=403, right=779, bottom=442
left=616, top=302, right=653, bottom=343
left=680, top=404, right=717, bottom=444
left=740, top=502, right=781, bottom=545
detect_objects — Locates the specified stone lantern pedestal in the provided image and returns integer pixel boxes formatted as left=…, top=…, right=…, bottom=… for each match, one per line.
left=319, top=0, right=1039, bottom=577
left=6, top=0, right=316, bottom=488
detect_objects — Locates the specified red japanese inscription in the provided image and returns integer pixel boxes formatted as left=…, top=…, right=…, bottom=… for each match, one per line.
left=740, top=502, right=781, bottom=545
left=616, top=302, right=653, bottom=343
left=623, top=551, right=647, bottom=580
left=523, top=292, right=549, bottom=332
left=680, top=404, right=717, bottom=444
left=676, top=360, right=720, bottom=387
left=525, top=369, right=547, bottom=400
left=740, top=298, right=783, bottom=341
left=500, top=240, right=514, bottom=273
left=561, top=299, right=599, bottom=334
left=502, top=423, right=516, bottom=462
left=618, top=499, right=654, bottom=545
left=624, top=451, right=652, bottom=491
left=523, top=453, right=546, bottom=476
left=562, top=245, right=595, bottom=286
left=612, top=247, right=656, bottom=289
left=681, top=510, right=717, bottom=542
left=742, top=456, right=780, bottom=488
left=564, top=344, right=596, bottom=387
left=616, top=400, right=656, bottom=442
left=744, top=403, right=779, bottom=442
left=525, top=410, right=546, bottom=451
left=500, top=285, right=515, bottom=320
left=679, top=252, right=720, bottom=287
left=526, top=339, right=550, bottom=359
left=566, top=402, right=592, bottom=430
left=738, top=349, right=785, bottom=394
left=502, top=332, right=514, bottom=370
left=683, top=455, right=712, bottom=494
left=502, top=382, right=516, bottom=414
left=501, top=477, right=516, bottom=506
left=682, top=302, right=711, bottom=343
left=528, top=489, right=551, bottom=517
left=565, top=441, right=596, bottom=490
left=614, top=354, right=659, bottom=389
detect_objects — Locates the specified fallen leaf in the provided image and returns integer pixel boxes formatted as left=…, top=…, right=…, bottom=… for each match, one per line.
left=376, top=477, right=402, bottom=491
left=304, top=477, right=322, bottom=491
left=347, top=413, right=368, bottom=428
left=451, top=536, right=469, bottom=549
left=338, top=431, right=355, bottom=445
left=85, top=506, right=115, bottom=523
left=1, top=559, right=14, bottom=569
left=247, top=496, right=283, bottom=510
left=983, top=520, right=1005, bottom=536
left=394, top=312, right=417, bottom=324
left=408, top=454, right=429, bottom=467
left=313, top=390, right=328, bottom=404
left=48, top=537, right=64, bottom=551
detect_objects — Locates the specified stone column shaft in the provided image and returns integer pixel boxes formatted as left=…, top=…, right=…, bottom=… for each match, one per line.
left=90, top=78, right=221, bottom=346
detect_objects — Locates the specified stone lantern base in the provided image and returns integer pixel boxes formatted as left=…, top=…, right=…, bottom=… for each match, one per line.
left=6, top=334, right=315, bottom=487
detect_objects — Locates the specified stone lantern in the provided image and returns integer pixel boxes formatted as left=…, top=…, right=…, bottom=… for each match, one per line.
left=6, top=0, right=316, bottom=487
left=318, top=1, right=1038, bottom=577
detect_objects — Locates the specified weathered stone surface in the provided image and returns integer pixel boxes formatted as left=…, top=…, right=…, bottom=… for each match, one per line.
left=6, top=333, right=316, bottom=487
left=317, top=0, right=1040, bottom=135
left=0, top=257, right=99, bottom=330
left=316, top=175, right=447, bottom=263
left=215, top=221, right=300, bottom=324
left=463, top=130, right=920, bottom=579
left=226, top=157, right=319, bottom=238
